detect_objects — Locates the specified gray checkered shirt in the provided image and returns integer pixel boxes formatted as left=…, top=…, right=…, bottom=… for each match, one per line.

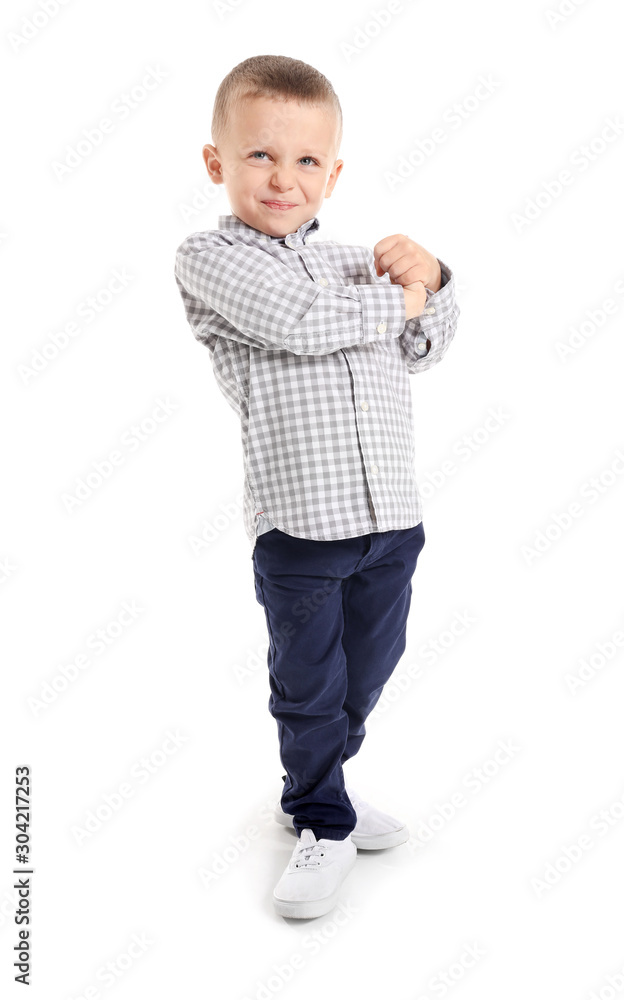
left=174, top=213, right=460, bottom=555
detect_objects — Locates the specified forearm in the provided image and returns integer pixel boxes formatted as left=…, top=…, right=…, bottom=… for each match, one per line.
left=175, top=236, right=411, bottom=356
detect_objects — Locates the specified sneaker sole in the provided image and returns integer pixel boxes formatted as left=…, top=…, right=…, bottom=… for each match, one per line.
left=274, top=806, right=409, bottom=851
left=273, top=854, right=357, bottom=919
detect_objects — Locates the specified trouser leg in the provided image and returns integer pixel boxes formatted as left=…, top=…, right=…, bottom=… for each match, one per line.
left=339, top=521, right=426, bottom=763
left=252, top=529, right=361, bottom=841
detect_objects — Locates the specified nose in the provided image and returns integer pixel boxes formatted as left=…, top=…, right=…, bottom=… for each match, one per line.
left=269, top=164, right=295, bottom=192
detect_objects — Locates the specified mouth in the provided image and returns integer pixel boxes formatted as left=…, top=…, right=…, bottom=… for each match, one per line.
left=262, top=201, right=298, bottom=211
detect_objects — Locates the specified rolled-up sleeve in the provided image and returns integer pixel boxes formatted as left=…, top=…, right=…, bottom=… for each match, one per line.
left=398, top=260, right=460, bottom=374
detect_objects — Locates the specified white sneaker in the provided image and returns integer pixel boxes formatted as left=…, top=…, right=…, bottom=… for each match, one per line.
left=273, top=828, right=357, bottom=919
left=274, top=784, right=409, bottom=850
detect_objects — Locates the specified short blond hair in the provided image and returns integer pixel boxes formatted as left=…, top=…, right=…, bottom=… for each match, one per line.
left=211, top=54, right=343, bottom=158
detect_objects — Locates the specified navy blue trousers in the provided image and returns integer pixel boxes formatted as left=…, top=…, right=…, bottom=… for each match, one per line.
left=251, top=521, right=426, bottom=841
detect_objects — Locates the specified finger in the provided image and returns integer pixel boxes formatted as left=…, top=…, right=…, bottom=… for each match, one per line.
left=373, top=234, right=408, bottom=276
left=375, top=249, right=401, bottom=280
left=387, top=255, right=427, bottom=286
left=374, top=234, right=408, bottom=258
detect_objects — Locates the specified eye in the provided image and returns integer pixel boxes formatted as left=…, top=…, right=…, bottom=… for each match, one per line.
left=249, top=151, right=319, bottom=165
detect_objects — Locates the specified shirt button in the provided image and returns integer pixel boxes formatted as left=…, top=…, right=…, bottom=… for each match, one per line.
left=360, top=401, right=369, bottom=411
left=423, top=306, right=436, bottom=315
left=376, top=321, right=387, bottom=334
left=371, top=465, right=379, bottom=475
left=318, top=276, right=328, bottom=286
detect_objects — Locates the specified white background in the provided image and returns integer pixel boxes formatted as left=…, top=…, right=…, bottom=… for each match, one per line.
left=2, top=0, right=624, bottom=997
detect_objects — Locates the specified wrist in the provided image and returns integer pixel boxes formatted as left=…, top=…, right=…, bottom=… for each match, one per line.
left=427, top=260, right=442, bottom=293
left=403, top=283, right=426, bottom=321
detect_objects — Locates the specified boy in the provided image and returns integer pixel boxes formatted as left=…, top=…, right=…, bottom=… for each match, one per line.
left=174, top=54, right=460, bottom=920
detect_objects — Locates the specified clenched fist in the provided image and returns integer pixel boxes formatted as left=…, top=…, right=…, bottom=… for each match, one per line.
left=373, top=233, right=441, bottom=293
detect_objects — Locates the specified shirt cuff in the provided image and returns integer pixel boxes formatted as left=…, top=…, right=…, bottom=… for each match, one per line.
left=409, top=258, right=458, bottom=366
left=408, top=260, right=451, bottom=356
left=421, top=259, right=455, bottom=320
left=357, top=281, right=407, bottom=346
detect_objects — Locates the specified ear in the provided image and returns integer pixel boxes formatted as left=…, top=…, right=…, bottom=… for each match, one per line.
left=325, top=159, right=344, bottom=199
left=203, top=144, right=224, bottom=184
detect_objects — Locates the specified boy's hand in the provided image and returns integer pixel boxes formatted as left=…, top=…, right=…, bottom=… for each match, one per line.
left=374, top=234, right=442, bottom=293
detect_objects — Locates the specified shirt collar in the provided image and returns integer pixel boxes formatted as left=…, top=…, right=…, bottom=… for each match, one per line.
left=217, top=212, right=320, bottom=248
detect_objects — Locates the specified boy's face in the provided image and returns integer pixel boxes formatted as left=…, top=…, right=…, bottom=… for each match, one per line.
left=203, top=95, right=343, bottom=238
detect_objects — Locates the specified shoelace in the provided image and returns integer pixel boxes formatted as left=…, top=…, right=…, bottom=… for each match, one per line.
left=292, top=843, right=326, bottom=869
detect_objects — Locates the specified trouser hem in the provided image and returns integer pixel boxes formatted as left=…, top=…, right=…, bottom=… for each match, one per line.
left=294, top=824, right=355, bottom=841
